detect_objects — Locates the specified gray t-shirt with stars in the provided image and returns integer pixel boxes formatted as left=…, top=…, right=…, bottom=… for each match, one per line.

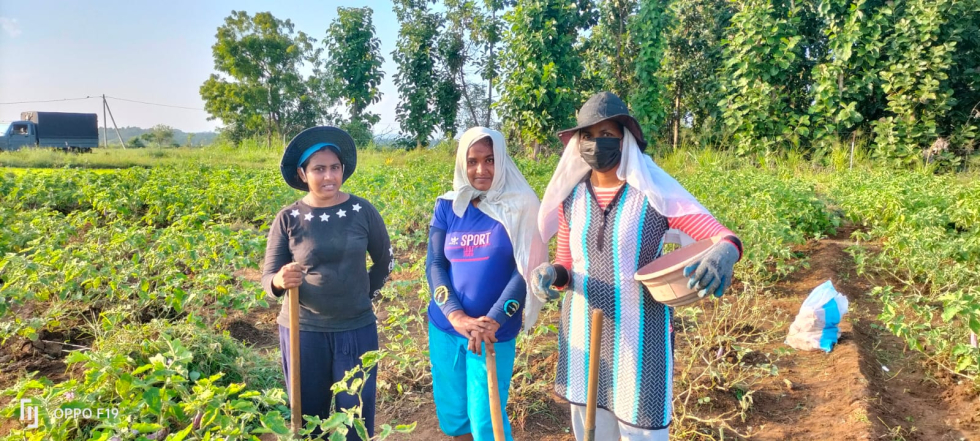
left=262, top=195, right=393, bottom=332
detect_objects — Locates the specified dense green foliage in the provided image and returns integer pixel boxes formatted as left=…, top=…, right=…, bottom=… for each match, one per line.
left=199, top=11, right=324, bottom=145
left=494, top=0, right=596, bottom=156
left=628, top=0, right=670, bottom=140
left=198, top=2, right=979, bottom=164
left=817, top=170, right=980, bottom=377
left=324, top=7, right=386, bottom=146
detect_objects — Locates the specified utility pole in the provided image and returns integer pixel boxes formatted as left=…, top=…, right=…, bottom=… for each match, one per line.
left=102, top=95, right=108, bottom=148
left=103, top=97, right=127, bottom=148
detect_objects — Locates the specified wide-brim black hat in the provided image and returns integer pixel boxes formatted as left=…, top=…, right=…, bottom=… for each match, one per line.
left=557, top=91, right=647, bottom=150
left=280, top=126, right=357, bottom=191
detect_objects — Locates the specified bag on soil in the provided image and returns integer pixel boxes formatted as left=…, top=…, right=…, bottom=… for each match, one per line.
left=785, top=280, right=849, bottom=352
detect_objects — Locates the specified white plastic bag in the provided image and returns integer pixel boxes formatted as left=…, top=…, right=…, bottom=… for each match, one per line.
left=785, top=280, right=849, bottom=352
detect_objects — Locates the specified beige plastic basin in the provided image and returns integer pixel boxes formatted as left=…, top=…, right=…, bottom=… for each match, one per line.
left=634, top=236, right=722, bottom=307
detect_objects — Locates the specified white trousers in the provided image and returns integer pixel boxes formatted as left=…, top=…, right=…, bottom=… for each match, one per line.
left=570, top=404, right=669, bottom=441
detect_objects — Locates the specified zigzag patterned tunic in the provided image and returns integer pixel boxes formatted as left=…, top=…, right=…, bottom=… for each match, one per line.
left=555, top=180, right=675, bottom=430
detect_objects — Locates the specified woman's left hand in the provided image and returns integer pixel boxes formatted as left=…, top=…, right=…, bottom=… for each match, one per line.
left=683, top=241, right=739, bottom=298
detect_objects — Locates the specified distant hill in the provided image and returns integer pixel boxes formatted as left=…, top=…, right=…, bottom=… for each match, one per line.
left=98, top=126, right=219, bottom=146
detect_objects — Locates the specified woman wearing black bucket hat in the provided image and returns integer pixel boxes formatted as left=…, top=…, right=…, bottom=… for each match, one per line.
left=532, top=92, right=743, bottom=440
left=261, top=126, right=393, bottom=440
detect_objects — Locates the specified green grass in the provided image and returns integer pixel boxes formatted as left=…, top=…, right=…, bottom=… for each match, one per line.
left=0, top=138, right=459, bottom=170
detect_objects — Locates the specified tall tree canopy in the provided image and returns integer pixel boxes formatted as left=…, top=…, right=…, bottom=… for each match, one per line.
left=495, top=0, right=597, bottom=157
left=200, top=11, right=325, bottom=146
left=392, top=0, right=443, bottom=149
left=324, top=7, right=385, bottom=145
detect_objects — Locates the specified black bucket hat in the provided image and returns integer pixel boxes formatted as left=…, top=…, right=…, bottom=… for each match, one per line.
left=280, top=126, right=358, bottom=191
left=557, top=91, right=647, bottom=150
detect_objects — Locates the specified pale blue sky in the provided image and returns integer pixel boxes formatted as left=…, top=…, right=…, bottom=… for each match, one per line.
left=0, top=1, right=404, bottom=134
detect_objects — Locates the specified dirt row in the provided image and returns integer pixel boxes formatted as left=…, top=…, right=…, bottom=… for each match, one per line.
left=735, top=230, right=979, bottom=441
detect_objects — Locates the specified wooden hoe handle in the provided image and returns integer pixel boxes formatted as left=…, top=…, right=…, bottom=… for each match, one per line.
left=486, top=342, right=506, bottom=441
left=585, top=309, right=604, bottom=441
left=288, top=287, right=302, bottom=439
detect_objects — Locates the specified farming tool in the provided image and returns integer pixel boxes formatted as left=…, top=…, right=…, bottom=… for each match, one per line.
left=288, top=287, right=302, bottom=439
left=585, top=309, right=604, bottom=441
left=486, top=342, right=506, bottom=441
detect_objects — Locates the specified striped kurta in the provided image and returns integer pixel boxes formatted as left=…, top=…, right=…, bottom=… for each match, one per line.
left=555, top=180, right=674, bottom=430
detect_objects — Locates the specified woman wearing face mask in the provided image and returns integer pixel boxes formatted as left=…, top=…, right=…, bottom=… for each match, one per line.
left=531, top=92, right=743, bottom=441
left=425, top=127, right=548, bottom=441
left=262, top=126, right=393, bottom=440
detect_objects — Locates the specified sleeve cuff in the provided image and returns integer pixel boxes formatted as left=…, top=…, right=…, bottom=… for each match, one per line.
left=721, top=235, right=743, bottom=260
left=553, top=264, right=570, bottom=288
left=441, top=304, right=462, bottom=317
left=486, top=308, right=510, bottom=326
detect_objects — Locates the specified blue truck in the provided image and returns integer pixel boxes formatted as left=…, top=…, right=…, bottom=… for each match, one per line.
left=0, top=111, right=100, bottom=152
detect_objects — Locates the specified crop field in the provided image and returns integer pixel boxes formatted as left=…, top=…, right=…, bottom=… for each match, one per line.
left=0, top=147, right=978, bottom=440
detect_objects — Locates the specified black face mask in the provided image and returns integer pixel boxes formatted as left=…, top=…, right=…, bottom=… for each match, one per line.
left=579, top=137, right=622, bottom=171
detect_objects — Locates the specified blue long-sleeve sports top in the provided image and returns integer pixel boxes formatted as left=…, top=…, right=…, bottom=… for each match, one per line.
left=426, top=199, right=526, bottom=342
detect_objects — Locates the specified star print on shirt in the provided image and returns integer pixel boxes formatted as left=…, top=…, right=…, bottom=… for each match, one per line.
left=290, top=209, right=300, bottom=218
left=320, top=213, right=330, bottom=222
left=337, top=209, right=347, bottom=218
left=304, top=213, right=313, bottom=221
left=449, top=236, right=459, bottom=246
left=352, top=203, right=362, bottom=212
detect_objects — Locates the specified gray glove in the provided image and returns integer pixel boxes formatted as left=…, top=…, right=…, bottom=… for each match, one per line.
left=683, top=241, right=739, bottom=298
left=530, top=263, right=561, bottom=302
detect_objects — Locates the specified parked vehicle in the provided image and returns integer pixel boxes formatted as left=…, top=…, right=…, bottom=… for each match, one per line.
left=0, top=111, right=99, bottom=152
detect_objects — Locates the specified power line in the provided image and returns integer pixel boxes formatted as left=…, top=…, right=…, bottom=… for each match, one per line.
left=105, top=96, right=205, bottom=111
left=0, top=95, right=205, bottom=111
left=0, top=96, right=98, bottom=105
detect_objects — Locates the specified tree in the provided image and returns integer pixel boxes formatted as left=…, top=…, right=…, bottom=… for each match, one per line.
left=392, top=0, right=443, bottom=149
left=435, top=29, right=464, bottom=139
left=944, top=0, right=980, bottom=152
left=200, top=11, right=326, bottom=146
left=148, top=124, right=176, bottom=147
left=653, top=0, right=734, bottom=148
left=324, top=7, right=385, bottom=146
left=630, top=0, right=673, bottom=146
left=871, top=0, right=961, bottom=164
left=452, top=0, right=514, bottom=128
left=940, top=0, right=980, bottom=153
left=476, top=1, right=510, bottom=127
left=716, top=0, right=813, bottom=154
left=582, top=0, right=639, bottom=101
left=807, top=0, right=889, bottom=150
left=495, top=0, right=597, bottom=157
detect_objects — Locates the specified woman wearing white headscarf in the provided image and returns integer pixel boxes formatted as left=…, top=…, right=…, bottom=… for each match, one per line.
left=425, top=127, right=547, bottom=441
left=531, top=92, right=743, bottom=441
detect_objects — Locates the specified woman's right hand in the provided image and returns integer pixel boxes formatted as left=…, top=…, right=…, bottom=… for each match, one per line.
left=273, top=262, right=304, bottom=290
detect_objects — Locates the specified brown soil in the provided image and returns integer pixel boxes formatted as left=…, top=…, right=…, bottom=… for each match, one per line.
left=736, top=228, right=980, bottom=441
left=222, top=268, right=281, bottom=351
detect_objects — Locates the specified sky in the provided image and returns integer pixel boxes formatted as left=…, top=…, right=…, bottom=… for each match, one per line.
left=0, top=1, right=405, bottom=134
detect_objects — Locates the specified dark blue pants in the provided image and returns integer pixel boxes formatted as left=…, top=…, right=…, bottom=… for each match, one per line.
left=279, top=323, right=378, bottom=440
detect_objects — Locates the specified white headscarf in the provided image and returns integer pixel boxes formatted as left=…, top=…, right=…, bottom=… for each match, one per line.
left=538, top=130, right=710, bottom=246
left=438, top=127, right=548, bottom=332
